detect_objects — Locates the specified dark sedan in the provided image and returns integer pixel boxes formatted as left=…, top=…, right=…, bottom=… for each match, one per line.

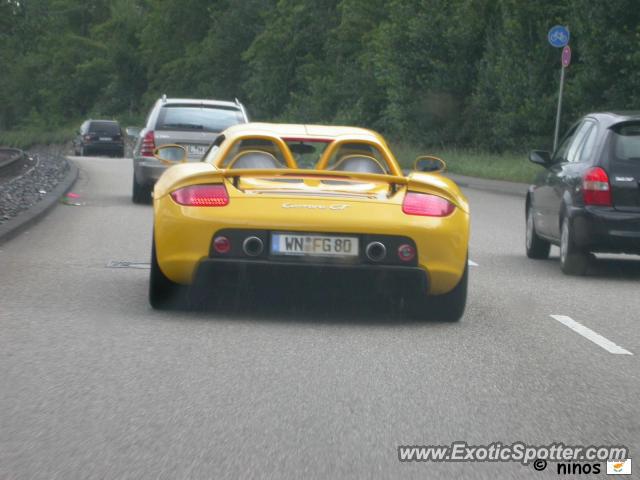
left=526, top=111, right=640, bottom=274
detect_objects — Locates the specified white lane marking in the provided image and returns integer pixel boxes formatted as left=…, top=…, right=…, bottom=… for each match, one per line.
left=550, top=315, right=633, bottom=355
left=106, top=261, right=150, bottom=269
left=468, top=260, right=479, bottom=266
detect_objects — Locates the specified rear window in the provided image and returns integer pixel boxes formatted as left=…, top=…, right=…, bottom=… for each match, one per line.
left=156, top=105, right=244, bottom=133
left=611, top=123, right=640, bottom=163
left=89, top=121, right=120, bottom=134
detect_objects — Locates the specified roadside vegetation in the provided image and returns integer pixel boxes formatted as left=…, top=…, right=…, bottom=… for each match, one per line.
left=1, top=0, right=637, bottom=181
left=0, top=125, right=76, bottom=150
left=392, top=145, right=540, bottom=183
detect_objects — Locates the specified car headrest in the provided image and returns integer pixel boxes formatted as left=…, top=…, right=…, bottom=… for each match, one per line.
left=228, top=150, right=282, bottom=169
left=332, top=154, right=386, bottom=174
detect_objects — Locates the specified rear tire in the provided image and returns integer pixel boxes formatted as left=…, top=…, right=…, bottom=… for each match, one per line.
left=525, top=204, right=550, bottom=259
left=149, top=236, right=186, bottom=309
left=560, top=216, right=590, bottom=275
left=406, top=259, right=468, bottom=322
left=132, top=176, right=151, bottom=204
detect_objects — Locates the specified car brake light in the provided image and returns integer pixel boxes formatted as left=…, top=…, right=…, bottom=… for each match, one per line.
left=583, top=167, right=612, bottom=206
left=402, top=192, right=456, bottom=216
left=170, top=184, right=229, bottom=206
left=141, top=130, right=156, bottom=157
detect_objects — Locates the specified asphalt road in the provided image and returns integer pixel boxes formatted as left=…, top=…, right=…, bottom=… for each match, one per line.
left=1, top=156, right=638, bottom=479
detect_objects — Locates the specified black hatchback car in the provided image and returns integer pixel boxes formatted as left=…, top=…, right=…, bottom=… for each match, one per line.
left=526, top=112, right=640, bottom=274
left=73, top=119, right=125, bottom=157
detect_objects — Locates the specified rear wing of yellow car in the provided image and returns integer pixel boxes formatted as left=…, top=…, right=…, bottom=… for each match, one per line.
left=155, top=166, right=468, bottom=212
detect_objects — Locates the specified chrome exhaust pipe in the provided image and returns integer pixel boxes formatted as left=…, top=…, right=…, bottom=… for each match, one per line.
left=242, top=236, right=264, bottom=257
left=365, top=241, right=387, bottom=262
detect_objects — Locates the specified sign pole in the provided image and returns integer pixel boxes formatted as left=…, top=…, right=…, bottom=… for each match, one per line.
left=553, top=65, right=565, bottom=152
left=547, top=26, right=570, bottom=152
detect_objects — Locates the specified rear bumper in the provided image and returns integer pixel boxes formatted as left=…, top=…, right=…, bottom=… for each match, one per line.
left=83, top=142, right=124, bottom=154
left=192, top=258, right=428, bottom=297
left=154, top=194, right=469, bottom=294
left=570, top=206, right=640, bottom=253
left=134, top=157, right=168, bottom=186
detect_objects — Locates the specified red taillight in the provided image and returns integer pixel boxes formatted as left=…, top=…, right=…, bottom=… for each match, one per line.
left=140, top=131, right=156, bottom=157
left=83, top=134, right=93, bottom=141
left=213, top=236, right=231, bottom=254
left=402, top=192, right=456, bottom=217
left=170, top=184, right=229, bottom=206
left=397, top=244, right=416, bottom=262
left=583, top=167, right=612, bottom=206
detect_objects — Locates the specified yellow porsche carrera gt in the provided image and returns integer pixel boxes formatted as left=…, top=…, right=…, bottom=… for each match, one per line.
left=150, top=123, right=470, bottom=320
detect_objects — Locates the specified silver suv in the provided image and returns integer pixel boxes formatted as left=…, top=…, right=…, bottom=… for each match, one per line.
left=129, top=96, right=248, bottom=203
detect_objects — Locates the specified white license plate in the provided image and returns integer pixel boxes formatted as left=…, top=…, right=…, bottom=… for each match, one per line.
left=271, top=233, right=359, bottom=257
left=99, top=137, right=111, bottom=141
left=187, top=144, right=207, bottom=155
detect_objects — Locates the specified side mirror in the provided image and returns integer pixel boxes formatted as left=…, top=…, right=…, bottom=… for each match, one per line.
left=414, top=155, right=446, bottom=173
left=154, top=144, right=187, bottom=165
left=529, top=150, right=551, bottom=167
left=125, top=126, right=141, bottom=138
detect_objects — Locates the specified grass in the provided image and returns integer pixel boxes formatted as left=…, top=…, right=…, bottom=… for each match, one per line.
left=391, top=144, right=541, bottom=183
left=0, top=125, right=75, bottom=150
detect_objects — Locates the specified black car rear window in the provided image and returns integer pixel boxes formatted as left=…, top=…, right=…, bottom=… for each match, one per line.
left=156, top=105, right=244, bottom=133
left=611, top=123, right=640, bottom=162
left=89, top=121, right=121, bottom=134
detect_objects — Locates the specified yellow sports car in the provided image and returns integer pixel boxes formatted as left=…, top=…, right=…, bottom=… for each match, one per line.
left=150, top=123, right=470, bottom=320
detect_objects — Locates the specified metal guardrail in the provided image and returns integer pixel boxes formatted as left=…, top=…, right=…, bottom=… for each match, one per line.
left=0, top=147, right=26, bottom=171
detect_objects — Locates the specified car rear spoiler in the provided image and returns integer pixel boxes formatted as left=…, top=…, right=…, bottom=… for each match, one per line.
left=218, top=168, right=465, bottom=208
left=158, top=167, right=466, bottom=210
left=220, top=168, right=407, bottom=189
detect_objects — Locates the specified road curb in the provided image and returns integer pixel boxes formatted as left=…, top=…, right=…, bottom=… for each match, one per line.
left=445, top=173, right=528, bottom=197
left=0, top=159, right=78, bottom=244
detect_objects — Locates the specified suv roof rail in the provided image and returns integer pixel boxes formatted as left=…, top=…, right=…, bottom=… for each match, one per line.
left=235, top=98, right=249, bottom=122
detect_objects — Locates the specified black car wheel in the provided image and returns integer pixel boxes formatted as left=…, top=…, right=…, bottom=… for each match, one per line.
left=406, top=258, right=468, bottom=322
left=560, top=216, right=590, bottom=275
left=132, top=176, right=151, bottom=204
left=525, top=204, right=550, bottom=259
left=149, top=235, right=186, bottom=309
